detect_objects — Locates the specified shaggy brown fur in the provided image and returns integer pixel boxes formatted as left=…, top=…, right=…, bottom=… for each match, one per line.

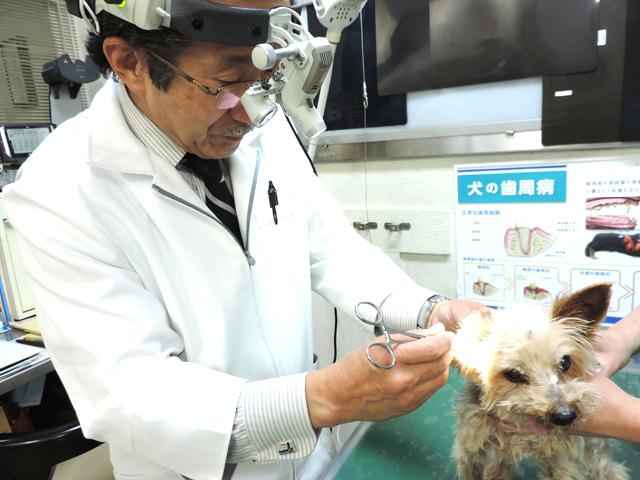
left=452, top=283, right=629, bottom=480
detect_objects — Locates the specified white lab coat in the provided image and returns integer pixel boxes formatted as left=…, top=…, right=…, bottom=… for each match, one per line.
left=3, top=81, right=429, bottom=480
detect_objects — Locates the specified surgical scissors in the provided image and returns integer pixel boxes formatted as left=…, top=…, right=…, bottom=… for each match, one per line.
left=355, top=297, right=432, bottom=370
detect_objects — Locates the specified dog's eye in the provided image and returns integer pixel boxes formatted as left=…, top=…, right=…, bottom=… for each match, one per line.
left=503, top=369, right=528, bottom=384
left=559, top=355, right=572, bottom=373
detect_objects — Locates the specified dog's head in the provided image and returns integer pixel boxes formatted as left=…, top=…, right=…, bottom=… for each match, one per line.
left=453, top=283, right=611, bottom=428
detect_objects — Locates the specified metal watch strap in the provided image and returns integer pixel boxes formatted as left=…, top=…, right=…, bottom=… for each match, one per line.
left=419, top=294, right=450, bottom=328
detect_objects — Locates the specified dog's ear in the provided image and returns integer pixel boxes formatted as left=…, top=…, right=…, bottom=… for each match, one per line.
left=451, top=309, right=495, bottom=384
left=551, top=283, right=611, bottom=337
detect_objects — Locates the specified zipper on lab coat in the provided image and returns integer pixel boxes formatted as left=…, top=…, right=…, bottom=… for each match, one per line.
left=242, top=150, right=262, bottom=260
left=151, top=151, right=262, bottom=267
left=152, top=185, right=256, bottom=266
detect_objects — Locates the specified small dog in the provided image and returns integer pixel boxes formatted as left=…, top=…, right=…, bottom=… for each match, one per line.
left=452, top=283, right=629, bottom=480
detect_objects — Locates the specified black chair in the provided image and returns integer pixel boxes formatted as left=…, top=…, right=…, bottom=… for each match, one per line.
left=0, top=420, right=100, bottom=480
left=0, top=372, right=101, bottom=479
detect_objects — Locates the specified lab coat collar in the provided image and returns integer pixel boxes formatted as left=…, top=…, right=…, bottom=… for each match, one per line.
left=87, top=80, right=154, bottom=176
left=84, top=81, right=207, bottom=226
left=87, top=80, right=267, bottom=248
left=87, top=79, right=265, bottom=178
left=86, top=81, right=203, bottom=213
left=87, top=81, right=273, bottom=240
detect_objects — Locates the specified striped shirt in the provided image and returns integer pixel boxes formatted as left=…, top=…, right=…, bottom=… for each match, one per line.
left=117, top=83, right=317, bottom=464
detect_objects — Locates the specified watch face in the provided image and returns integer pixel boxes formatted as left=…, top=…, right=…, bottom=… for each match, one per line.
left=429, top=294, right=448, bottom=304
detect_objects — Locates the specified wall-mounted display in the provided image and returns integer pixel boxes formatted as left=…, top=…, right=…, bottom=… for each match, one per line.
left=542, top=0, right=640, bottom=145
left=376, top=0, right=598, bottom=96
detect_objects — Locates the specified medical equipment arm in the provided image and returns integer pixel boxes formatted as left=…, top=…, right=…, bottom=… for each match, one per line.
left=311, top=0, right=368, bottom=121
left=241, top=7, right=334, bottom=142
left=242, top=0, right=368, bottom=143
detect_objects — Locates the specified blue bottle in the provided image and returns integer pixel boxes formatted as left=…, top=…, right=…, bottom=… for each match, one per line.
left=0, top=278, right=12, bottom=333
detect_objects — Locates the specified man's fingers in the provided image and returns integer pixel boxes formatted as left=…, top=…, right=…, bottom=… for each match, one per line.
left=406, top=323, right=445, bottom=337
left=396, top=349, right=452, bottom=383
left=408, top=366, right=451, bottom=405
left=395, top=331, right=454, bottom=365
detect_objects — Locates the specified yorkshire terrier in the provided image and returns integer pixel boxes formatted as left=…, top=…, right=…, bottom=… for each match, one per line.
left=452, top=283, right=629, bottom=480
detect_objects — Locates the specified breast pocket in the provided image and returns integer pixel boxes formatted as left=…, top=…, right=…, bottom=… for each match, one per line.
left=251, top=180, right=297, bottom=231
left=250, top=179, right=309, bottom=283
left=252, top=201, right=307, bottom=264
left=249, top=184, right=312, bottom=374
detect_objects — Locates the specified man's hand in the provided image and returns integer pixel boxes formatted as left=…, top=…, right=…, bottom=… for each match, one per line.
left=305, top=325, right=454, bottom=428
left=572, top=376, right=640, bottom=443
left=427, top=299, right=489, bottom=333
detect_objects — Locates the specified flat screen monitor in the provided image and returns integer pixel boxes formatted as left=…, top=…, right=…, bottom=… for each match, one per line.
left=376, top=0, right=599, bottom=96
left=0, top=124, right=54, bottom=162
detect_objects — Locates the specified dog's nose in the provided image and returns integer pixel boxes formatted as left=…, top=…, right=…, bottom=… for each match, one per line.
left=550, top=408, right=577, bottom=426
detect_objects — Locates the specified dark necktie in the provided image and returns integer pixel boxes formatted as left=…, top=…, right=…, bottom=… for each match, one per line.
left=178, top=153, right=243, bottom=245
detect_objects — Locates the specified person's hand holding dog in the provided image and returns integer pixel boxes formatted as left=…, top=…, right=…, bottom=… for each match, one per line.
left=593, top=312, right=640, bottom=377
left=571, top=375, right=640, bottom=443
left=573, top=308, right=640, bottom=442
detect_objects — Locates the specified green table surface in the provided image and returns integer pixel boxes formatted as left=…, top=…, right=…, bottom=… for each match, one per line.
left=335, top=370, right=640, bottom=479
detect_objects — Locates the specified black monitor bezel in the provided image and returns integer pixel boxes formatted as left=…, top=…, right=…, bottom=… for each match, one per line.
left=1, top=124, right=54, bottom=161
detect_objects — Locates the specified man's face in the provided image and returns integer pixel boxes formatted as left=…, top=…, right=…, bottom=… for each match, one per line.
left=143, top=0, right=288, bottom=160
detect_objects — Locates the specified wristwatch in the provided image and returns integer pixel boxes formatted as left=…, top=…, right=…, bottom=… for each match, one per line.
left=419, top=294, right=450, bottom=328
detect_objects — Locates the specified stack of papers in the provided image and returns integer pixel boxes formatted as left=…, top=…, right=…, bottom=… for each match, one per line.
left=0, top=341, right=41, bottom=370
left=0, top=341, right=47, bottom=381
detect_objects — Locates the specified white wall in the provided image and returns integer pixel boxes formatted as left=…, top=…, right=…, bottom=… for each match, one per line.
left=311, top=146, right=640, bottom=366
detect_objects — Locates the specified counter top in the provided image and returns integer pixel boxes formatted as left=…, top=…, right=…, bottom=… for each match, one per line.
left=0, top=328, right=53, bottom=397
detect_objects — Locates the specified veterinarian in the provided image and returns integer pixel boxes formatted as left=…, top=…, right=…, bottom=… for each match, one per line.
left=577, top=307, right=640, bottom=443
left=2, top=1, right=483, bottom=479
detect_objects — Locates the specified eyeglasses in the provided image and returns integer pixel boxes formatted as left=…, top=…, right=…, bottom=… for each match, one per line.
left=147, top=50, right=261, bottom=100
